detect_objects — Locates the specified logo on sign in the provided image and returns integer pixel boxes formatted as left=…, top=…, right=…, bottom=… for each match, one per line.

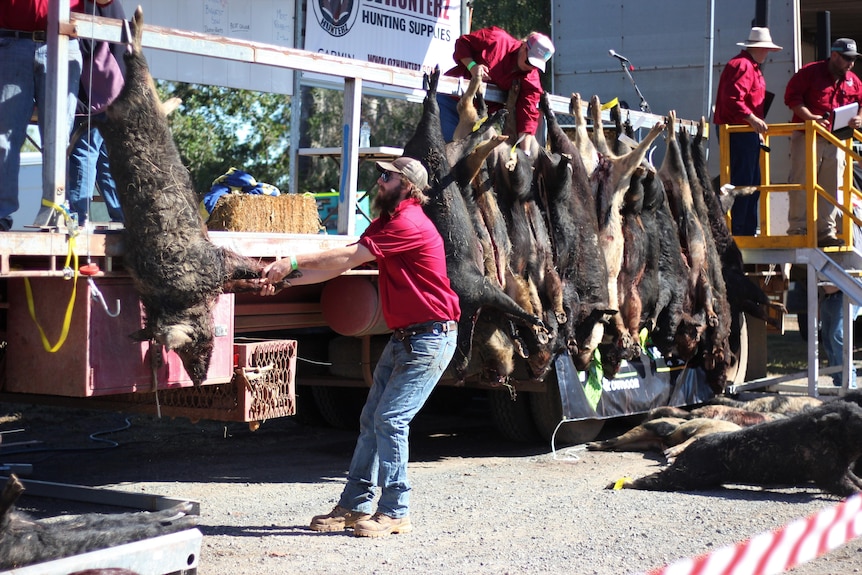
left=311, top=0, right=359, bottom=38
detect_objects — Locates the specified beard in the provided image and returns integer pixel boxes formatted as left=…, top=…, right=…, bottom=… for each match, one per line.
left=373, top=185, right=403, bottom=214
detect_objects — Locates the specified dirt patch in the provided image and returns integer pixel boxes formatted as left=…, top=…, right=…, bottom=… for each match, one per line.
left=2, top=390, right=861, bottom=574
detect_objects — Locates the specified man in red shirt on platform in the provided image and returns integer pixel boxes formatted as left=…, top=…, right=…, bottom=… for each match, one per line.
left=0, top=0, right=113, bottom=231
left=785, top=37, right=862, bottom=246
left=260, top=156, right=460, bottom=538
left=713, top=27, right=782, bottom=236
left=438, top=27, right=555, bottom=154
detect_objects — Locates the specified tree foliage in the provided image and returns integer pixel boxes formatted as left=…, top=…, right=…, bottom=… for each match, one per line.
left=297, top=88, right=421, bottom=197
left=468, top=0, right=551, bottom=38
left=160, top=0, right=550, bottom=201
left=157, top=81, right=291, bottom=195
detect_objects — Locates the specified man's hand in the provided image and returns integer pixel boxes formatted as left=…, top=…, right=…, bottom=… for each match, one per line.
left=747, top=115, right=769, bottom=135
left=259, top=258, right=294, bottom=296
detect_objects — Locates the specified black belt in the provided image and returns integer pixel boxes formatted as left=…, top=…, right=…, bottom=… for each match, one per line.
left=392, top=320, right=457, bottom=353
left=0, top=29, right=47, bottom=42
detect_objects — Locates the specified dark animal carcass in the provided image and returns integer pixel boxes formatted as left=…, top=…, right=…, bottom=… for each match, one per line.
left=401, top=67, right=543, bottom=380
left=678, top=128, right=732, bottom=391
left=613, top=395, right=862, bottom=496
left=657, top=111, right=713, bottom=364
left=537, top=92, right=612, bottom=370
left=97, top=8, right=279, bottom=385
left=587, top=96, right=665, bottom=374
left=586, top=416, right=740, bottom=458
left=0, top=475, right=196, bottom=570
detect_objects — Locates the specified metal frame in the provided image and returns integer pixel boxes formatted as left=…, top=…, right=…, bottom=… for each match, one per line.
left=0, top=528, right=201, bottom=575
left=721, top=120, right=862, bottom=396
left=62, top=11, right=695, bottom=236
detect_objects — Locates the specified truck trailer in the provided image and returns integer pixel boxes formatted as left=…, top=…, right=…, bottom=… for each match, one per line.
left=1, top=0, right=860, bottom=446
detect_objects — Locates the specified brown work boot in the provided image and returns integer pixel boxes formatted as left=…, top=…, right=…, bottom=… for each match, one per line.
left=353, top=512, right=413, bottom=538
left=309, top=505, right=371, bottom=532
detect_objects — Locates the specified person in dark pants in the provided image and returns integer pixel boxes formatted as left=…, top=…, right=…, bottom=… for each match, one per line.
left=67, top=0, right=127, bottom=226
left=437, top=27, right=554, bottom=152
left=260, top=157, right=460, bottom=538
left=713, top=27, right=782, bottom=236
left=0, top=0, right=114, bottom=230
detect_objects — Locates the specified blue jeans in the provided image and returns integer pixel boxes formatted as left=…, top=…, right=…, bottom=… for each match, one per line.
left=338, top=327, right=457, bottom=518
left=67, top=122, right=124, bottom=223
left=821, top=291, right=858, bottom=386
left=0, top=37, right=81, bottom=230
left=435, top=93, right=459, bottom=143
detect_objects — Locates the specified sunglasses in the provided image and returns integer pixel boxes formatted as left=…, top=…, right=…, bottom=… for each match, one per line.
left=380, top=170, right=401, bottom=182
left=839, top=53, right=856, bottom=63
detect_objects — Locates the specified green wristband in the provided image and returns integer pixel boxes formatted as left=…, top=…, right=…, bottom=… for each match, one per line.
left=289, top=255, right=298, bottom=271
left=467, top=60, right=477, bottom=71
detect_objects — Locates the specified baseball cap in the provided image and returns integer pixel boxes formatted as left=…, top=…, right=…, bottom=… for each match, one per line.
left=832, top=38, right=859, bottom=58
left=525, top=32, right=555, bottom=72
left=376, top=157, right=429, bottom=191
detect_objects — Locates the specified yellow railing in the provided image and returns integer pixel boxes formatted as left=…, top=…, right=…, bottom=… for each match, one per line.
left=718, top=121, right=862, bottom=250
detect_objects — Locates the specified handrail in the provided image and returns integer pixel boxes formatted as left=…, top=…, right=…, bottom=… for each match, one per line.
left=718, top=121, right=861, bottom=251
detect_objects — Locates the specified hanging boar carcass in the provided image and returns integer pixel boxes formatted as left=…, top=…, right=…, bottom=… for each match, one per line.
left=96, top=8, right=286, bottom=385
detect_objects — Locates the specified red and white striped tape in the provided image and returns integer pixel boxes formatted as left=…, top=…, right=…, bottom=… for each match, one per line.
left=635, top=493, right=862, bottom=575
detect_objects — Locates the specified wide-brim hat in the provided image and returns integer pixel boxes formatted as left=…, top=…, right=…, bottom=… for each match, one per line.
left=525, top=32, right=555, bottom=72
left=376, top=157, right=429, bottom=191
left=737, top=27, right=782, bottom=50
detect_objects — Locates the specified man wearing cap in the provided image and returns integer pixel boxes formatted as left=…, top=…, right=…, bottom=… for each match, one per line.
left=438, top=27, right=555, bottom=152
left=784, top=37, right=862, bottom=246
left=260, top=156, right=460, bottom=538
left=713, top=27, right=783, bottom=236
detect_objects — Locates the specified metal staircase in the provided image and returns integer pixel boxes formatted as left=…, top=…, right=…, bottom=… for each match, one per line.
left=718, top=121, right=862, bottom=397
left=734, top=245, right=862, bottom=396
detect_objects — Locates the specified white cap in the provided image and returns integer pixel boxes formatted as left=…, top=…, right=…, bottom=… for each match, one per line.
left=525, top=32, right=555, bottom=72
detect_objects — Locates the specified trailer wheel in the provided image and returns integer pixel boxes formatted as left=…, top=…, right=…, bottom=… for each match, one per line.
left=311, top=386, right=368, bottom=430
left=487, top=389, right=541, bottom=443
left=293, top=384, right=327, bottom=427
left=726, top=312, right=748, bottom=386
left=528, top=374, right=603, bottom=445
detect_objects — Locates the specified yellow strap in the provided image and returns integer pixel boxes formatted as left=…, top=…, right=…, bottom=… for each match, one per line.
left=612, top=476, right=632, bottom=490
left=24, top=200, right=80, bottom=352
left=601, top=97, right=619, bottom=110
left=471, top=115, right=488, bottom=133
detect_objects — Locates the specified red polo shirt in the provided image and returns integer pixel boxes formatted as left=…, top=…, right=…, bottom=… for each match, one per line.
left=784, top=59, right=862, bottom=130
left=1, top=0, right=109, bottom=31
left=445, top=26, right=543, bottom=136
left=359, top=198, right=460, bottom=330
left=714, top=50, right=766, bottom=125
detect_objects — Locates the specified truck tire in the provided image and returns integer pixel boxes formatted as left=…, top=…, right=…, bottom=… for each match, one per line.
left=311, top=386, right=368, bottom=430
left=487, top=389, right=541, bottom=443
left=529, top=374, right=603, bottom=445
left=293, top=384, right=327, bottom=427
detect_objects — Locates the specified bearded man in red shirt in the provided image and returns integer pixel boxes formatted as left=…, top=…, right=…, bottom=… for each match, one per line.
left=785, top=37, right=862, bottom=246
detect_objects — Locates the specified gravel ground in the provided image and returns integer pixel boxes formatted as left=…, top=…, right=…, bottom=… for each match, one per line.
left=2, top=389, right=862, bottom=575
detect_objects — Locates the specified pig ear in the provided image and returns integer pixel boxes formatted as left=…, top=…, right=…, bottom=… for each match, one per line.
left=161, top=324, right=194, bottom=350
left=161, top=97, right=182, bottom=116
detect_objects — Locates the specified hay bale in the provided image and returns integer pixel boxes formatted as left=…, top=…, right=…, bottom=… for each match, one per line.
left=206, top=193, right=322, bottom=233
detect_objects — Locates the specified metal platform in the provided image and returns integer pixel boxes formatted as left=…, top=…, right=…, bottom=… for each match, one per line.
left=0, top=528, right=201, bottom=575
left=736, top=246, right=862, bottom=396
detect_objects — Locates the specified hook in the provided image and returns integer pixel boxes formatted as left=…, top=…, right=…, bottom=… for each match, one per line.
left=88, top=277, right=121, bottom=318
